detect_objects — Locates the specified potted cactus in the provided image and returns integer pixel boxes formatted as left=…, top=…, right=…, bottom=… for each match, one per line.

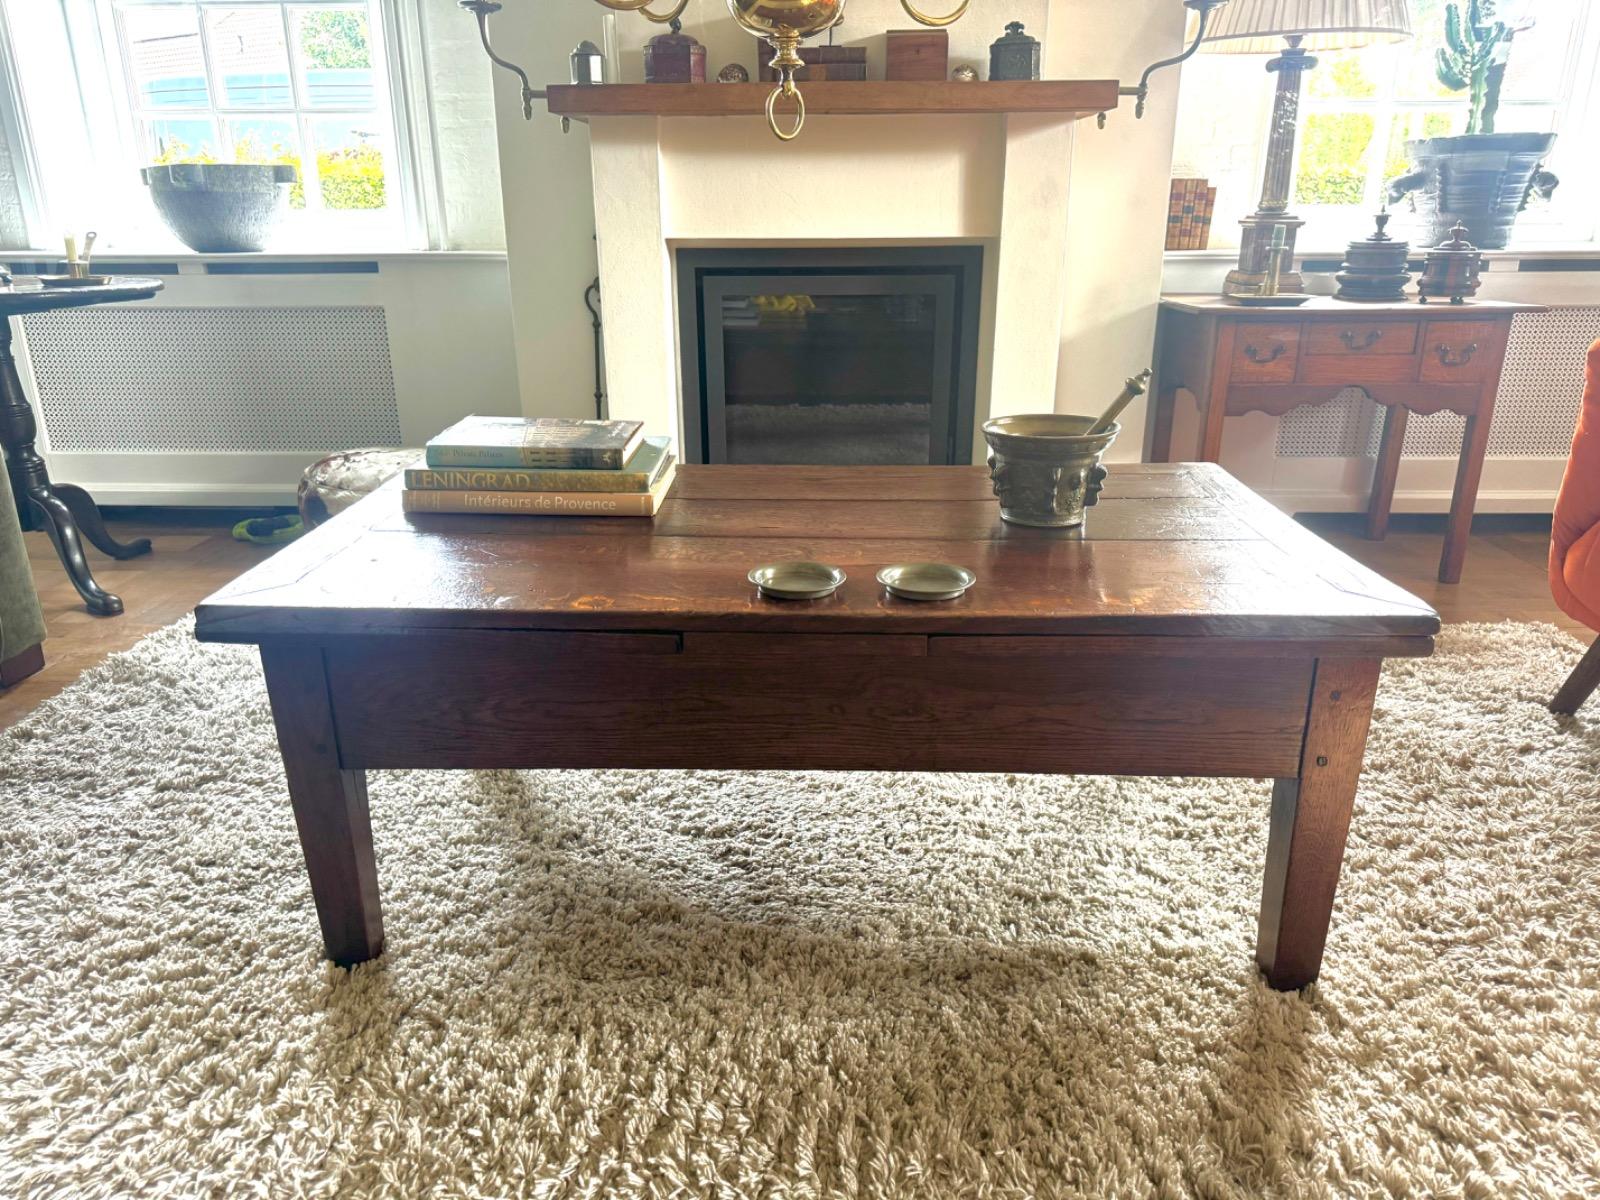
left=1387, top=0, right=1557, bottom=249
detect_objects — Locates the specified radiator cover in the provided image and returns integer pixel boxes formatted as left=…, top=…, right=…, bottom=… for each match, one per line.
left=22, top=305, right=402, bottom=454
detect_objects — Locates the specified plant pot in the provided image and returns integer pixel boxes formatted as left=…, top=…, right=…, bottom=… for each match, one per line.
left=1386, top=132, right=1558, bottom=251
left=140, top=163, right=298, bottom=253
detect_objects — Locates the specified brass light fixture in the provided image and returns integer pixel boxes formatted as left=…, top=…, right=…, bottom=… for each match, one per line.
left=465, top=0, right=1230, bottom=141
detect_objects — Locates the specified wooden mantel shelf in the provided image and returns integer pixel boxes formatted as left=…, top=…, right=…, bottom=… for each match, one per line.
left=544, top=80, right=1121, bottom=121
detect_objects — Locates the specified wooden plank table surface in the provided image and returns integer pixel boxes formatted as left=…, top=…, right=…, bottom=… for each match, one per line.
left=196, top=463, right=1439, bottom=990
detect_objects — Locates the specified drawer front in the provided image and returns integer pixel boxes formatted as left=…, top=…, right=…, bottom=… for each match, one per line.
left=1230, top=324, right=1301, bottom=382
left=1304, top=320, right=1419, bottom=357
left=321, top=633, right=1312, bottom=778
left=1420, top=320, right=1503, bottom=383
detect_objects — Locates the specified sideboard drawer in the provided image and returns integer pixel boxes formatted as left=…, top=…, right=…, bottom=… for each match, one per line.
left=1420, top=321, right=1502, bottom=383
left=1230, top=324, right=1300, bottom=382
left=1304, top=320, right=1419, bottom=357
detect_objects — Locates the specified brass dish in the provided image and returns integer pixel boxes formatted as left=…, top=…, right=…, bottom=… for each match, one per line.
left=748, top=560, right=845, bottom=600
left=877, top=562, right=975, bottom=601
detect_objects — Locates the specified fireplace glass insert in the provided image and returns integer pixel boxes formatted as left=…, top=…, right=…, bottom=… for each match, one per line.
left=677, top=247, right=981, bottom=465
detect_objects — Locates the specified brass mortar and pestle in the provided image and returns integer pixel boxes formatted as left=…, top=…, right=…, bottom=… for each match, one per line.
left=982, top=370, right=1152, bottom=528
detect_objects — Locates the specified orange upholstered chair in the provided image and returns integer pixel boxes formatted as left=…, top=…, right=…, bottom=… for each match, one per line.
left=1549, top=338, right=1600, bottom=714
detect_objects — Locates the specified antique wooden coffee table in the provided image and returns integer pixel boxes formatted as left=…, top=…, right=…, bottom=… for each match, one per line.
left=195, top=464, right=1438, bottom=990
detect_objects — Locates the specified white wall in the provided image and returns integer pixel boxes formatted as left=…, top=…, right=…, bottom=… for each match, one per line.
left=1046, top=0, right=1184, bottom=460
left=486, top=3, right=608, bottom=419
left=415, top=0, right=508, bottom=250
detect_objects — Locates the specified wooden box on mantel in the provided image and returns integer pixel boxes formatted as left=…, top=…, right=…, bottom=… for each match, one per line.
left=885, top=29, right=949, bottom=81
left=757, top=44, right=867, bottom=83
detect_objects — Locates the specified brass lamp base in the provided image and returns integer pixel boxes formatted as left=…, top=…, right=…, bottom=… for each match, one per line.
left=1223, top=215, right=1306, bottom=297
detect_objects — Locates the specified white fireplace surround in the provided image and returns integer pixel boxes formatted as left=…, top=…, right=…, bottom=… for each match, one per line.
left=589, top=112, right=1080, bottom=463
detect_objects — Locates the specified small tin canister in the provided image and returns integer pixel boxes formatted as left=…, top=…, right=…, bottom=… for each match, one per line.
left=644, top=19, right=706, bottom=84
left=988, top=22, right=1040, bottom=81
left=1417, top=222, right=1483, bottom=304
left=570, top=40, right=604, bottom=85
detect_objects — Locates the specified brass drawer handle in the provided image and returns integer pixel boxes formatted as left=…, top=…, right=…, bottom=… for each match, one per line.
left=1435, top=342, right=1478, bottom=368
left=1243, top=343, right=1287, bottom=365
left=1340, top=329, right=1382, bottom=351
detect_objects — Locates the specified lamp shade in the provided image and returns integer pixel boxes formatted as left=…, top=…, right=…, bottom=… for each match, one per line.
left=1199, top=0, right=1412, bottom=53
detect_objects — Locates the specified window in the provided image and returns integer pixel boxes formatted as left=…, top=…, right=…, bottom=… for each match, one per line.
left=1172, top=0, right=1599, bottom=250
left=2, top=0, right=420, bottom=250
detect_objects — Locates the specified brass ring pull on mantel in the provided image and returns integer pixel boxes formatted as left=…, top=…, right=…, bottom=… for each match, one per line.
left=765, top=80, right=805, bottom=141
left=1244, top=343, right=1288, bottom=365
left=1436, top=343, right=1478, bottom=367
left=1340, top=329, right=1383, bottom=351
left=899, top=0, right=970, bottom=26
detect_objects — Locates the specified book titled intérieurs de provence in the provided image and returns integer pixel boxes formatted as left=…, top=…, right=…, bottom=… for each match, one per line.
left=426, top=416, right=645, bottom=470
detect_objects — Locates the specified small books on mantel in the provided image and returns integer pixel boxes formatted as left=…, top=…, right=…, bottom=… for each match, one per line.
left=403, top=417, right=676, bottom=518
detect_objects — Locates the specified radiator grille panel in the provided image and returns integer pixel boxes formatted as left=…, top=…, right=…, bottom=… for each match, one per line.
left=1275, top=307, right=1600, bottom=459
left=22, top=306, right=402, bottom=453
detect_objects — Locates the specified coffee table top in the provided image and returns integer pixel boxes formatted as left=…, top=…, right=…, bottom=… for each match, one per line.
left=194, top=463, right=1439, bottom=646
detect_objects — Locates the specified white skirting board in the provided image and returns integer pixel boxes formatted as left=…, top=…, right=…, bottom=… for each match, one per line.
left=10, top=253, right=520, bottom=508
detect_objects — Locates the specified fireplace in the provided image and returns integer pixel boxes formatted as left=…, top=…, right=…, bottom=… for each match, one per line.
left=677, top=247, right=982, bottom=465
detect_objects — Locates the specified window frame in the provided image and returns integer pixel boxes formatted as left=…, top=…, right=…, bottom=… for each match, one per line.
left=1171, top=3, right=1600, bottom=252
left=0, top=0, right=435, bottom=251
left=1289, top=3, right=1594, bottom=246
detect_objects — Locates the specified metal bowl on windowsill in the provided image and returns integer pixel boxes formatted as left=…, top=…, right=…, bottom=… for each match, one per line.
left=141, top=162, right=298, bottom=253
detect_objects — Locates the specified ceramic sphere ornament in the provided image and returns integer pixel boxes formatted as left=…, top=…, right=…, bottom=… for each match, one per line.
left=717, top=62, right=750, bottom=82
left=952, top=64, right=977, bottom=81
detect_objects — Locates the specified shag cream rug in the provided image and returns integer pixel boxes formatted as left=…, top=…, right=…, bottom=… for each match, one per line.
left=3, top=621, right=1599, bottom=1199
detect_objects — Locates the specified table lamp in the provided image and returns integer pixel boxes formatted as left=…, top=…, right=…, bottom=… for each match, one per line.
left=1201, top=0, right=1412, bottom=296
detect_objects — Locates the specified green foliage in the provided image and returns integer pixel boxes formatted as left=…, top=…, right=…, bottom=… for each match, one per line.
left=1296, top=113, right=1376, bottom=207
left=317, top=143, right=386, bottom=210
left=298, top=11, right=371, bottom=69
left=1434, top=0, right=1508, bottom=133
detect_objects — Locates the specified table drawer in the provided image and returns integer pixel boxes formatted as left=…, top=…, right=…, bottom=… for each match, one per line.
left=1304, top=320, right=1419, bottom=357
left=1420, top=321, right=1502, bottom=383
left=1230, top=324, right=1300, bottom=382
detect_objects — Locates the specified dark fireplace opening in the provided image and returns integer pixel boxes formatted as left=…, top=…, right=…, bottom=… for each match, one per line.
left=677, top=247, right=982, bottom=465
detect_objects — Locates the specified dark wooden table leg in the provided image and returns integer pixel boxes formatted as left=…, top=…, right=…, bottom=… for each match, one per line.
left=1365, top=404, right=1408, bottom=541
left=0, top=320, right=147, bottom=616
left=1551, top=635, right=1600, bottom=715
left=260, top=644, right=384, bottom=965
left=1256, top=657, right=1380, bottom=990
left=1439, top=394, right=1494, bottom=585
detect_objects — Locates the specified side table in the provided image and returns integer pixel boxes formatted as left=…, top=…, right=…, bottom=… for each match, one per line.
left=0, top=277, right=164, bottom=615
left=1152, top=295, right=1544, bottom=584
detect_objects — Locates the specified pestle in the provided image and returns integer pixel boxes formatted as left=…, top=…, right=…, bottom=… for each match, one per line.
left=1087, top=369, right=1153, bottom=436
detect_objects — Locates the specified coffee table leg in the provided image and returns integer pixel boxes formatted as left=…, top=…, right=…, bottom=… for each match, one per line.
left=260, top=645, right=384, bottom=965
left=1256, top=658, right=1380, bottom=990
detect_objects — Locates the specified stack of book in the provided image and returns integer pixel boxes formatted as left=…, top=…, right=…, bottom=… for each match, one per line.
left=401, top=417, right=677, bottom=517
left=1165, top=177, right=1217, bottom=251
